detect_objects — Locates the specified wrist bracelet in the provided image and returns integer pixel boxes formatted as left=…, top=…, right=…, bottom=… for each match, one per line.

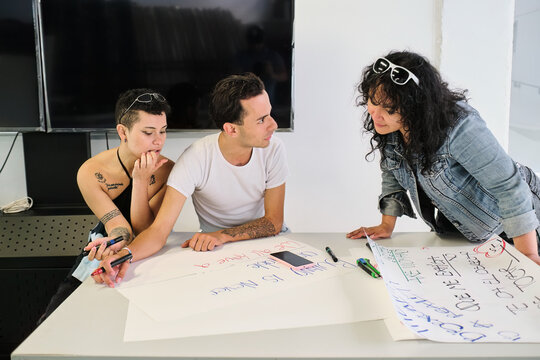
left=122, top=246, right=133, bottom=263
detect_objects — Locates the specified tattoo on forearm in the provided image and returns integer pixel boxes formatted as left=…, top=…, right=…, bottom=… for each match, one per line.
left=222, top=217, right=276, bottom=239
left=100, top=209, right=121, bottom=225
left=150, top=174, right=156, bottom=185
left=109, top=226, right=131, bottom=243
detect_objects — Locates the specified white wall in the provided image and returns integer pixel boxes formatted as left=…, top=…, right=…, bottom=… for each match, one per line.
left=0, top=0, right=515, bottom=235
left=508, top=0, right=540, bottom=172
left=440, top=0, right=515, bottom=149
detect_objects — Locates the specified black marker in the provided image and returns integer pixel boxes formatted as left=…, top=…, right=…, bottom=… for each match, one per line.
left=91, top=253, right=132, bottom=276
left=365, top=241, right=373, bottom=253
left=82, top=236, right=123, bottom=256
left=325, top=246, right=338, bottom=262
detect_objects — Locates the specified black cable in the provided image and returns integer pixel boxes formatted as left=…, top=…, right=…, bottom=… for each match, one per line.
left=0, top=132, right=20, bottom=174
left=106, top=131, right=110, bottom=150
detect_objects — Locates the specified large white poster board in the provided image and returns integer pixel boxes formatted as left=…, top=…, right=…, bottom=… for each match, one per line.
left=119, top=237, right=358, bottom=322
left=119, top=236, right=394, bottom=341
left=369, top=235, right=540, bottom=342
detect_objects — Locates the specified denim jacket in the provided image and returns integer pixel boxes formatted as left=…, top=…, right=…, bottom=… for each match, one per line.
left=379, top=101, right=539, bottom=242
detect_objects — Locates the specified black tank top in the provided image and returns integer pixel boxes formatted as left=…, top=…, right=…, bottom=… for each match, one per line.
left=113, top=148, right=133, bottom=224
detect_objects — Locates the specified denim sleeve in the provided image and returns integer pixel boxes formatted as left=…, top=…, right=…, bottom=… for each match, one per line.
left=378, top=165, right=416, bottom=218
left=378, top=191, right=416, bottom=218
left=448, top=109, right=539, bottom=238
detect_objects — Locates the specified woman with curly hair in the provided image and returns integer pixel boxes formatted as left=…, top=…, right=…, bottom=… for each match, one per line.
left=347, top=50, right=540, bottom=265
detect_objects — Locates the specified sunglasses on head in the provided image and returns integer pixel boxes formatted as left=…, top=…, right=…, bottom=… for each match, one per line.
left=121, top=93, right=166, bottom=120
left=372, top=57, right=420, bottom=86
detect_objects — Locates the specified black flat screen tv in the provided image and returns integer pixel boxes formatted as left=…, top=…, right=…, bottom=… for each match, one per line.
left=0, top=0, right=45, bottom=132
left=40, top=0, right=294, bottom=132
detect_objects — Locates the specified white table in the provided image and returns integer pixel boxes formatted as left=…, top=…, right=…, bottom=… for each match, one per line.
left=12, top=232, right=540, bottom=359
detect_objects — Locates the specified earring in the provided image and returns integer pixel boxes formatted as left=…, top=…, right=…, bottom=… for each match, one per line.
left=124, top=138, right=127, bottom=143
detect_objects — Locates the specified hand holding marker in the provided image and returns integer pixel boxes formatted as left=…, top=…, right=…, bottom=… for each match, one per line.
left=82, top=236, right=123, bottom=256
left=91, top=253, right=133, bottom=276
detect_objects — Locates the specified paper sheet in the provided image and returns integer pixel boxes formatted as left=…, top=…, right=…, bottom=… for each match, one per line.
left=383, top=316, right=424, bottom=341
left=118, top=237, right=358, bottom=322
left=119, top=236, right=310, bottom=288
left=123, top=265, right=394, bottom=341
left=349, top=244, right=423, bottom=341
left=368, top=235, right=540, bottom=343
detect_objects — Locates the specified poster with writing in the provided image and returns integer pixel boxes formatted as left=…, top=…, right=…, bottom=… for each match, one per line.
left=120, top=237, right=311, bottom=288
left=123, top=268, right=394, bottom=341
left=118, top=237, right=357, bottom=322
left=369, top=235, right=540, bottom=342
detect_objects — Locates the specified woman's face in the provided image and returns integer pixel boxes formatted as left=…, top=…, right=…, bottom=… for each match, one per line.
left=125, top=111, right=167, bottom=157
left=366, top=88, right=407, bottom=137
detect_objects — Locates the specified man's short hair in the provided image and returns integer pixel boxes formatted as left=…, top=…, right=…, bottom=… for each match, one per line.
left=210, top=73, right=265, bottom=130
left=115, top=88, right=171, bottom=129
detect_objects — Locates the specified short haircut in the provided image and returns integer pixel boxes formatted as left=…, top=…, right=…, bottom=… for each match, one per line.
left=115, top=88, right=171, bottom=129
left=210, top=73, right=265, bottom=130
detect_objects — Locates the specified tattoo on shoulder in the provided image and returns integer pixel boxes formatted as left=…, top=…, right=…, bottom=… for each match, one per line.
left=95, top=172, right=124, bottom=191
left=150, top=174, right=156, bottom=185
left=106, top=182, right=124, bottom=191
left=95, top=172, right=106, bottom=183
left=222, top=218, right=276, bottom=240
left=100, top=209, right=121, bottom=225
left=109, top=227, right=131, bottom=243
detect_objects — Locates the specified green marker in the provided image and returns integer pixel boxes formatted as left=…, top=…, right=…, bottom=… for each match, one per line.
left=363, top=258, right=381, bottom=277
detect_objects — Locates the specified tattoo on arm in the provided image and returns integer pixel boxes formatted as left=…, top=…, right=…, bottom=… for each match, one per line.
left=95, top=172, right=124, bottom=191
left=109, top=226, right=131, bottom=243
left=100, top=209, right=121, bottom=225
left=222, top=217, right=276, bottom=240
left=106, top=182, right=124, bottom=191
left=150, top=174, right=156, bottom=185
left=95, top=172, right=106, bottom=183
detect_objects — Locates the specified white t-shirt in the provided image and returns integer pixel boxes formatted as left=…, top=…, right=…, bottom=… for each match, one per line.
left=167, top=133, right=288, bottom=232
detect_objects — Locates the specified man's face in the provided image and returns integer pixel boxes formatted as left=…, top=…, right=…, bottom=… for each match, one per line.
left=236, top=90, right=277, bottom=148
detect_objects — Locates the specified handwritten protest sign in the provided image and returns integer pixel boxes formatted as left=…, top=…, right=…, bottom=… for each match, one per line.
left=369, top=235, right=540, bottom=342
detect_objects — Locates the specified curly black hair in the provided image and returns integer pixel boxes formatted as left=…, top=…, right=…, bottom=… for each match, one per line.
left=357, top=51, right=468, bottom=173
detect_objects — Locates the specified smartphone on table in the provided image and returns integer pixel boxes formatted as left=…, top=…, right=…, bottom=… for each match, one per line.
left=268, top=251, right=315, bottom=270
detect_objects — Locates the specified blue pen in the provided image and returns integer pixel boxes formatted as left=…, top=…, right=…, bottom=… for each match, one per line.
left=82, top=236, right=123, bottom=257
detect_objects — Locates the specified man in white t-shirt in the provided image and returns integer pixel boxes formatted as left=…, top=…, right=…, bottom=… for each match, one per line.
left=93, top=73, right=288, bottom=287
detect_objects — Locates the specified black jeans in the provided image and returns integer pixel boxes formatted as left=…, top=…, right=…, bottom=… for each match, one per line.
left=37, top=222, right=105, bottom=325
left=36, top=253, right=84, bottom=325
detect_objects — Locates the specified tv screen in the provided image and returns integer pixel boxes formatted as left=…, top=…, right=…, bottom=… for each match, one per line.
left=0, top=0, right=45, bottom=132
left=40, top=0, right=294, bottom=132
